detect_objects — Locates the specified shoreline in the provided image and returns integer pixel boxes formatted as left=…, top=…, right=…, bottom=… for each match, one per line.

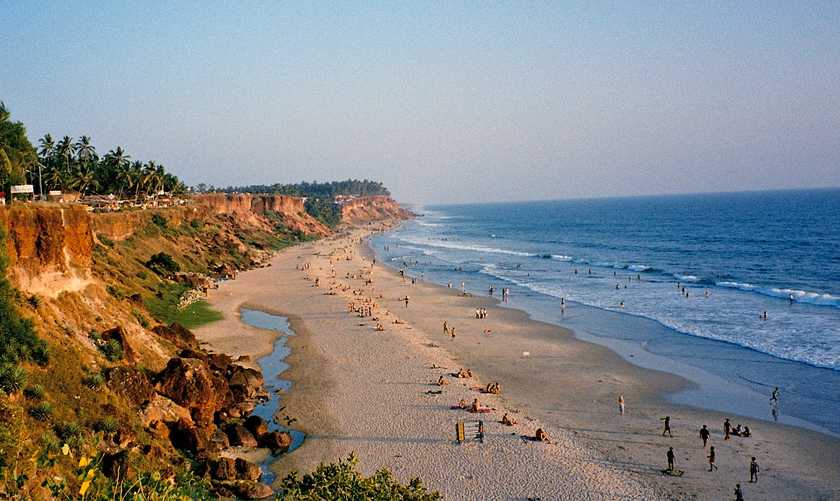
left=196, top=224, right=840, bottom=500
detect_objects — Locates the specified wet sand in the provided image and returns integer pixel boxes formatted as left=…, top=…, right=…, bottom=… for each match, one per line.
left=196, top=226, right=840, bottom=500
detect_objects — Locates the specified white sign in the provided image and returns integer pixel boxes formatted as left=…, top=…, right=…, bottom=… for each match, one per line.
left=48, top=190, right=62, bottom=196
left=10, top=185, right=34, bottom=194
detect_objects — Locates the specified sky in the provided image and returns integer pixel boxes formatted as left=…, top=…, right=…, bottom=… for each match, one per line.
left=2, top=1, right=839, bottom=204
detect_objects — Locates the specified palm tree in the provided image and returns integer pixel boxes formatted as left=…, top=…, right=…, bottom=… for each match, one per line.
left=37, top=134, right=55, bottom=164
left=55, top=136, right=74, bottom=190
left=75, top=136, right=97, bottom=164
left=69, top=162, right=96, bottom=195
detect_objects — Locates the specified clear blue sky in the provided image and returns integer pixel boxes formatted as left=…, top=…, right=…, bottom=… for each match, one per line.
left=2, top=1, right=839, bottom=203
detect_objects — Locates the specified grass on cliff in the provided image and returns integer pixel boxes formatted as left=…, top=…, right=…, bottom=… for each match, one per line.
left=143, top=282, right=222, bottom=329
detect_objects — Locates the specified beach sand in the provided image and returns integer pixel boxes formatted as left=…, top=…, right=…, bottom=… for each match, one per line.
left=195, top=226, right=840, bottom=500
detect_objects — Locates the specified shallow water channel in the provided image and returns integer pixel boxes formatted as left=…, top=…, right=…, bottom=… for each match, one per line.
left=239, top=308, right=305, bottom=483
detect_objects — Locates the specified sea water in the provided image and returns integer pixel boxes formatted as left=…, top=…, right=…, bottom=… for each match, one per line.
left=372, top=189, right=840, bottom=435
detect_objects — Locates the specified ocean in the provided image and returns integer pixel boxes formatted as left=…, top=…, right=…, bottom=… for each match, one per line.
left=371, top=188, right=840, bottom=435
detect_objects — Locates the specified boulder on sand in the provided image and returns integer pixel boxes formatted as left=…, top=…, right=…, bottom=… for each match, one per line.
left=156, top=357, right=229, bottom=425
left=226, top=424, right=258, bottom=448
left=258, top=431, right=292, bottom=452
left=235, top=458, right=262, bottom=482
left=244, top=415, right=268, bottom=437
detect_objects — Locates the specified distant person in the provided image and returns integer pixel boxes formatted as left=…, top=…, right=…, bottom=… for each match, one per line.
left=789, top=293, right=794, bottom=304
left=734, top=484, right=744, bottom=501
left=448, top=282, right=452, bottom=288
left=404, top=296, right=409, bottom=308
left=443, top=321, right=448, bottom=335
left=708, top=446, right=718, bottom=471
left=724, top=418, right=731, bottom=440
left=770, top=386, right=780, bottom=404
left=489, top=285, right=494, bottom=296
left=700, top=425, right=710, bottom=448
left=666, top=447, right=675, bottom=472
left=742, top=425, right=751, bottom=438
left=618, top=394, right=625, bottom=416
left=749, top=457, right=759, bottom=483
left=761, top=311, right=768, bottom=320
left=661, top=416, right=673, bottom=437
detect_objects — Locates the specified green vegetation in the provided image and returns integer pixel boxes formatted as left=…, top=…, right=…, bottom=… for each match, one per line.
left=35, top=131, right=185, bottom=198
left=173, top=300, right=223, bottom=329
left=146, top=252, right=181, bottom=275
left=0, top=102, right=37, bottom=199
left=0, top=228, right=49, bottom=398
left=28, top=401, right=52, bottom=421
left=88, top=332, right=123, bottom=363
left=304, top=197, right=342, bottom=227
left=279, top=454, right=441, bottom=500
left=213, top=178, right=390, bottom=198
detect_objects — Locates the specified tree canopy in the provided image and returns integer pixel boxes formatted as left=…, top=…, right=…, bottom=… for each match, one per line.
left=216, top=179, right=390, bottom=198
left=0, top=102, right=38, bottom=193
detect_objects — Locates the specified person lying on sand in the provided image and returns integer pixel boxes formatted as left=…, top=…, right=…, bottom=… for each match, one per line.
left=501, top=413, right=517, bottom=426
left=470, top=398, right=481, bottom=413
left=455, top=368, right=473, bottom=378
left=534, top=428, right=550, bottom=443
left=375, top=323, right=384, bottom=331
left=485, top=382, right=502, bottom=395
left=437, top=376, right=449, bottom=386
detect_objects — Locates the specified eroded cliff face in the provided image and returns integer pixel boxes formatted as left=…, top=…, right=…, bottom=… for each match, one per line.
left=0, top=206, right=95, bottom=297
left=194, top=193, right=331, bottom=236
left=340, top=195, right=414, bottom=225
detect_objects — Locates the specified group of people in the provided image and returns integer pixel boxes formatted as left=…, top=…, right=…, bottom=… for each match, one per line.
left=474, top=307, right=488, bottom=319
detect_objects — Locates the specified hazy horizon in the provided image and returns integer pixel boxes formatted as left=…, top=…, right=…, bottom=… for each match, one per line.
left=3, top=2, right=839, bottom=204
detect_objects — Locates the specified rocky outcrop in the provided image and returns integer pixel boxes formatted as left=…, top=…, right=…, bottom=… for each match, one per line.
left=0, top=206, right=94, bottom=296
left=339, top=196, right=413, bottom=225
left=194, top=193, right=331, bottom=236
left=155, top=357, right=229, bottom=426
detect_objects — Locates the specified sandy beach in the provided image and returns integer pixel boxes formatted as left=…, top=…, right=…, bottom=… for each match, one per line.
left=195, top=225, right=840, bottom=500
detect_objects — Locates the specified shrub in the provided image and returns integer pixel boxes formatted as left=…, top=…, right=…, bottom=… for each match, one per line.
left=106, top=285, right=125, bottom=300
left=54, top=421, right=82, bottom=442
left=135, top=270, right=148, bottom=280
left=82, top=373, right=105, bottom=389
left=146, top=252, right=180, bottom=275
left=95, top=416, right=119, bottom=434
left=0, top=365, right=27, bottom=394
left=189, top=219, right=202, bottom=230
left=98, top=234, right=115, bottom=248
left=151, top=213, right=168, bottom=228
left=23, top=384, right=44, bottom=400
left=28, top=402, right=53, bottom=421
left=279, top=453, right=441, bottom=500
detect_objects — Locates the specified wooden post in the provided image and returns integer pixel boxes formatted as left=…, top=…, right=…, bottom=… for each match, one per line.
left=456, top=421, right=465, bottom=443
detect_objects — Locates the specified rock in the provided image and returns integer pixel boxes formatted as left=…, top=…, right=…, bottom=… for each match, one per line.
left=101, top=451, right=131, bottom=481
left=207, top=428, right=230, bottom=454
left=258, top=431, right=292, bottom=452
left=226, top=424, right=258, bottom=448
left=237, top=355, right=251, bottom=363
left=141, top=393, right=193, bottom=428
left=152, top=323, right=198, bottom=350
left=107, top=367, right=154, bottom=405
left=156, top=357, right=229, bottom=425
left=101, top=326, right=137, bottom=362
left=228, top=365, right=265, bottom=400
left=244, top=415, right=268, bottom=437
left=169, top=418, right=215, bottom=452
left=211, top=457, right=237, bottom=481
left=207, top=352, right=233, bottom=372
left=231, top=481, right=274, bottom=500
left=235, top=458, right=262, bottom=482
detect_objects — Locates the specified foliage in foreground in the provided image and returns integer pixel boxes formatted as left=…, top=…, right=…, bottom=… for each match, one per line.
left=278, top=453, right=441, bottom=501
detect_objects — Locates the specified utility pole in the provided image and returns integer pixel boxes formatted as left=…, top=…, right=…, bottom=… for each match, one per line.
left=37, top=162, right=45, bottom=201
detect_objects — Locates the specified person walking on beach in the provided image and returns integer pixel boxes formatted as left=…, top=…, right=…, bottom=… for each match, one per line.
left=666, top=447, right=675, bottom=472
left=770, top=386, right=780, bottom=404
left=708, top=446, right=719, bottom=471
left=443, top=321, right=448, bottom=335
left=404, top=296, right=409, bottom=308
left=618, top=394, right=625, bottom=416
left=749, top=457, right=759, bottom=483
left=700, top=425, right=710, bottom=447
left=734, top=483, right=744, bottom=501
left=724, top=418, right=732, bottom=440
left=661, top=416, right=673, bottom=437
